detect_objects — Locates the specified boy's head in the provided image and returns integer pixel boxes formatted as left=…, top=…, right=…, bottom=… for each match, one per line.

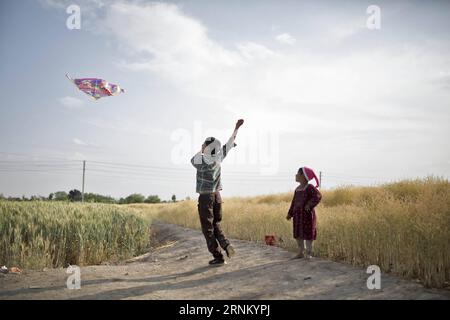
left=295, top=168, right=308, bottom=185
left=202, top=137, right=221, bottom=156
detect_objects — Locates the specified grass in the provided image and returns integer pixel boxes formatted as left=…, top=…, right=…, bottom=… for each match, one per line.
left=0, top=201, right=150, bottom=269
left=1, top=177, right=447, bottom=288
left=132, top=177, right=450, bottom=288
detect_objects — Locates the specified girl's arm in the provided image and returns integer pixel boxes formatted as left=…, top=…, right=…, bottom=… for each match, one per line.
left=286, top=192, right=296, bottom=220
left=305, top=186, right=322, bottom=212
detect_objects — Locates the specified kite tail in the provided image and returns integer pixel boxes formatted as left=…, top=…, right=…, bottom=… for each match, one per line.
left=65, top=73, right=74, bottom=83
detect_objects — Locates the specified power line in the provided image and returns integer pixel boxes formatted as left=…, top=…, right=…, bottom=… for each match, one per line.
left=0, top=152, right=391, bottom=192
left=88, top=160, right=294, bottom=176
left=0, top=160, right=294, bottom=178
left=0, top=164, right=81, bottom=169
left=0, top=162, right=380, bottom=183
left=0, top=152, right=80, bottom=162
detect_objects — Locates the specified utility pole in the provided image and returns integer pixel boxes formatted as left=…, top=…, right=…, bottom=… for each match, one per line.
left=82, top=160, right=86, bottom=203
left=319, top=171, right=322, bottom=188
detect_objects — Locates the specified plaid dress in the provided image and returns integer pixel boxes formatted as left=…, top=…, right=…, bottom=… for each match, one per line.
left=287, top=184, right=322, bottom=240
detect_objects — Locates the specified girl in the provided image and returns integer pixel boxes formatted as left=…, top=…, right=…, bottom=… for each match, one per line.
left=286, top=167, right=322, bottom=259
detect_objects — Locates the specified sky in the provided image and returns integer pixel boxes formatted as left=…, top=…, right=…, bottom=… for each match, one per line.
left=0, top=0, right=449, bottom=200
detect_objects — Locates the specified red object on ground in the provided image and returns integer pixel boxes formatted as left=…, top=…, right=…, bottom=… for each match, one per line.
left=265, top=235, right=276, bottom=246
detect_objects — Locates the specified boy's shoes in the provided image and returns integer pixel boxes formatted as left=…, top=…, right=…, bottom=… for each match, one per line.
left=293, top=253, right=305, bottom=259
left=306, top=255, right=313, bottom=260
left=225, top=244, right=235, bottom=258
left=209, top=258, right=226, bottom=266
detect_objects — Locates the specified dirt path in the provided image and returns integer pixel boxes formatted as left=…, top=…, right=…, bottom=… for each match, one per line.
left=1, top=221, right=449, bottom=300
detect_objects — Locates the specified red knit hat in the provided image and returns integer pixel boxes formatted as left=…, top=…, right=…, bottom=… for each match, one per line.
left=298, top=167, right=320, bottom=188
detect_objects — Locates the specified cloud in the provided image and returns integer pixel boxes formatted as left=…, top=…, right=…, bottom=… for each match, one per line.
left=271, top=24, right=280, bottom=31
left=84, top=118, right=169, bottom=137
left=430, top=71, right=450, bottom=89
left=73, top=138, right=100, bottom=148
left=60, top=96, right=84, bottom=109
left=38, top=0, right=112, bottom=30
left=47, top=1, right=450, bottom=142
left=73, top=138, right=88, bottom=146
left=38, top=0, right=109, bottom=12
left=38, top=0, right=67, bottom=9
left=95, top=2, right=450, bottom=133
left=236, top=42, right=276, bottom=60
left=328, top=18, right=365, bottom=40
left=275, top=33, right=296, bottom=45
left=104, top=2, right=244, bottom=82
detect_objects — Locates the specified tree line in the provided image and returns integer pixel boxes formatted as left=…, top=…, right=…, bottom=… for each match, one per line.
left=0, top=190, right=181, bottom=204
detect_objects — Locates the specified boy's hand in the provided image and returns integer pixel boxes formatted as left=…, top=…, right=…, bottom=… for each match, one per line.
left=235, top=119, right=244, bottom=130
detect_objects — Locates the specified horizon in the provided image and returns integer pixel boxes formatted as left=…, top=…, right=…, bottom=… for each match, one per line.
left=1, top=0, right=449, bottom=200
left=0, top=174, right=445, bottom=201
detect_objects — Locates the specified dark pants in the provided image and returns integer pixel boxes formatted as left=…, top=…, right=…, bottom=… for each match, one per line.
left=198, top=192, right=230, bottom=259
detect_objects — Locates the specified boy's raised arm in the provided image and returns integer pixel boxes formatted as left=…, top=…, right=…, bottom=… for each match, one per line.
left=223, top=119, right=244, bottom=158
left=231, top=119, right=244, bottom=142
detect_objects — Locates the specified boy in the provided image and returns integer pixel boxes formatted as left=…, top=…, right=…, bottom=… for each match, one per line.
left=191, top=119, right=244, bottom=266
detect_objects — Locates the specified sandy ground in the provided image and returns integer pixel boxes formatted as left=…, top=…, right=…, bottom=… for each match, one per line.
left=0, top=221, right=449, bottom=300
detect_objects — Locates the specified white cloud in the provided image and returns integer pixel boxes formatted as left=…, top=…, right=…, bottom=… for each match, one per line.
left=73, top=138, right=100, bottom=148
left=330, top=25, right=360, bottom=40
left=38, top=0, right=66, bottom=9
left=39, top=0, right=109, bottom=12
left=275, top=33, right=296, bottom=45
left=92, top=1, right=450, bottom=134
left=271, top=24, right=280, bottom=31
left=73, top=138, right=88, bottom=146
left=104, top=3, right=243, bottom=71
left=431, top=71, right=450, bottom=89
left=84, top=118, right=169, bottom=137
left=237, top=42, right=276, bottom=60
left=23, top=0, right=450, bottom=192
left=44, top=2, right=450, bottom=166
left=60, top=96, right=84, bottom=109
left=327, top=17, right=365, bottom=40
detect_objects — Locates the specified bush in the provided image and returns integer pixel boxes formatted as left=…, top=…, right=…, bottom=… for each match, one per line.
left=125, top=193, right=146, bottom=204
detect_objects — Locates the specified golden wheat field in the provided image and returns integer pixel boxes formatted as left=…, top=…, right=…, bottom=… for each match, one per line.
left=0, top=201, right=150, bottom=269
left=1, top=178, right=448, bottom=288
left=131, top=177, right=450, bottom=288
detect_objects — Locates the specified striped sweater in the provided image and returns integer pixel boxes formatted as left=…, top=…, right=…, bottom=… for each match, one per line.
left=191, top=136, right=236, bottom=194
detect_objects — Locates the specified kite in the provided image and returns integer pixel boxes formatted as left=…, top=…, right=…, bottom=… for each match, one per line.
left=66, top=74, right=125, bottom=100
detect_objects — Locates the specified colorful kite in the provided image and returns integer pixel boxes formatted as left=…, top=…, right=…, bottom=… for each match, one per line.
left=66, top=74, right=125, bottom=100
